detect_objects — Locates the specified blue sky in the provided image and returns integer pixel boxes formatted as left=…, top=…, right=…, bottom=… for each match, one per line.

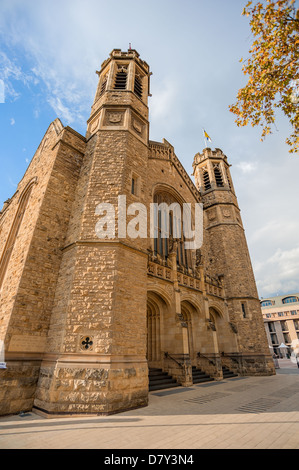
left=0, top=0, right=299, bottom=298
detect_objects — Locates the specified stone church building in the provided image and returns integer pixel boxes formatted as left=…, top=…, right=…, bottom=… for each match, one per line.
left=0, top=49, right=275, bottom=417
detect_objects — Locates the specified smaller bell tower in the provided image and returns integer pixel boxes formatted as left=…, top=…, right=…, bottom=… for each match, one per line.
left=192, top=147, right=254, bottom=301
left=193, top=148, right=275, bottom=374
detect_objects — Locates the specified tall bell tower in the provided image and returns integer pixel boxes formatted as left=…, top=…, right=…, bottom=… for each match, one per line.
left=193, top=148, right=275, bottom=374
left=34, top=49, right=152, bottom=416
left=86, top=48, right=150, bottom=143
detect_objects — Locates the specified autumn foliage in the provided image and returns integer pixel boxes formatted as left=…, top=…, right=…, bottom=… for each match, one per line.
left=230, top=0, right=299, bottom=153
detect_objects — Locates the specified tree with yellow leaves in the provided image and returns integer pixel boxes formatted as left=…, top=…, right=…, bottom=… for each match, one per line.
left=230, top=0, right=299, bottom=153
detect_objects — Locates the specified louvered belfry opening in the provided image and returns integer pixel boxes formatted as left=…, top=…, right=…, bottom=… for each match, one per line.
left=226, top=168, right=232, bottom=191
left=134, top=74, right=143, bottom=99
left=99, top=76, right=107, bottom=97
left=203, top=170, right=211, bottom=191
left=214, top=166, right=224, bottom=187
left=114, top=68, right=127, bottom=90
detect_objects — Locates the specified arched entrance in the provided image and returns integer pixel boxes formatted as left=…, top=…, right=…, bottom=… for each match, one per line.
left=147, top=291, right=169, bottom=368
left=209, top=306, right=227, bottom=354
left=181, top=300, right=197, bottom=361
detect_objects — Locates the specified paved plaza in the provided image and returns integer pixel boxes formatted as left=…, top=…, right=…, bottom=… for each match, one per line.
left=0, top=359, right=299, bottom=450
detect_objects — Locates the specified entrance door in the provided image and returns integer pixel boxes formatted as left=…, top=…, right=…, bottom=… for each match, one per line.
left=147, top=292, right=167, bottom=368
left=181, top=304, right=194, bottom=360
left=147, top=307, right=161, bottom=367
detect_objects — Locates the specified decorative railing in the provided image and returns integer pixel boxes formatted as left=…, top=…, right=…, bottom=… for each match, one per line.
left=204, top=273, right=224, bottom=297
left=197, top=352, right=216, bottom=366
left=147, top=259, right=224, bottom=297
left=164, top=352, right=190, bottom=369
left=147, top=260, right=173, bottom=281
left=221, top=352, right=241, bottom=364
left=147, top=259, right=202, bottom=291
left=205, top=281, right=224, bottom=297
left=177, top=271, right=201, bottom=291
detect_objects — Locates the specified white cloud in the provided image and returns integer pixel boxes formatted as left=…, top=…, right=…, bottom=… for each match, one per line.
left=236, top=161, right=257, bottom=173
left=250, top=219, right=299, bottom=246
left=47, top=96, right=75, bottom=125
left=0, top=79, right=4, bottom=102
left=0, top=51, right=36, bottom=101
left=0, top=52, right=22, bottom=80
left=10, top=117, right=15, bottom=125
left=0, top=53, right=21, bottom=100
left=0, top=4, right=99, bottom=128
left=151, top=80, right=178, bottom=119
left=255, top=246, right=299, bottom=297
left=149, top=78, right=183, bottom=138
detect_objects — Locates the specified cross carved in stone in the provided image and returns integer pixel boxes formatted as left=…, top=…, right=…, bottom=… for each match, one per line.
left=81, top=336, right=93, bottom=350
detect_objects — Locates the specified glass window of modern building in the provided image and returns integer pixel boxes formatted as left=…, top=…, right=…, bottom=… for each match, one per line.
left=282, top=296, right=298, bottom=304
left=261, top=293, right=299, bottom=358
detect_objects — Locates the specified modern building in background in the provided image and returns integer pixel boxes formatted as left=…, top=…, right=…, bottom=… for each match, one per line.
left=261, top=294, right=299, bottom=357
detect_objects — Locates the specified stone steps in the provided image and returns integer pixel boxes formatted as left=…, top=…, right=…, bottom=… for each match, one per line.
left=149, top=365, right=238, bottom=392
left=192, top=366, right=214, bottom=384
left=148, top=368, right=180, bottom=391
left=222, top=365, right=238, bottom=378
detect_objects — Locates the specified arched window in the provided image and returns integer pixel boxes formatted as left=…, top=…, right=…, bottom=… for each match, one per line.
left=153, top=191, right=192, bottom=269
left=261, top=300, right=273, bottom=307
left=0, top=180, right=35, bottom=289
left=282, top=296, right=298, bottom=304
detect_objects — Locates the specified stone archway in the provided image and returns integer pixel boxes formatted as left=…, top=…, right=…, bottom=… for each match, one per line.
left=181, top=300, right=197, bottom=361
left=209, top=306, right=227, bottom=354
left=147, top=291, right=169, bottom=368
